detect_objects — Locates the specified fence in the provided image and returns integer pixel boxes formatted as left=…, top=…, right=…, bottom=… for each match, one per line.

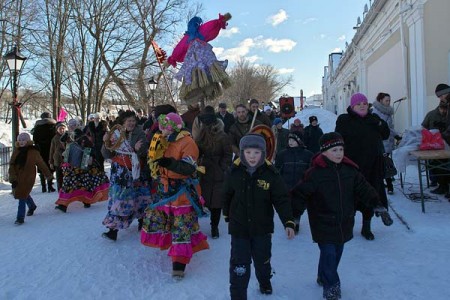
left=0, top=146, right=12, bottom=181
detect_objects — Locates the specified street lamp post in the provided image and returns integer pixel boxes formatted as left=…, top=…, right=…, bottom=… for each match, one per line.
left=4, top=46, right=27, bottom=150
left=148, top=77, right=158, bottom=109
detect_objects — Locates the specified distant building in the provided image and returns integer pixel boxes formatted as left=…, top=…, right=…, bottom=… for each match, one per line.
left=322, top=0, right=450, bottom=133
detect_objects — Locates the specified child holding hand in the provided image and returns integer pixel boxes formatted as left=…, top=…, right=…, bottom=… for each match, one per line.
left=222, top=133, right=295, bottom=300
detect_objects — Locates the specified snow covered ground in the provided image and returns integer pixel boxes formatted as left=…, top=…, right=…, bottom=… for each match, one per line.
left=2, top=112, right=450, bottom=299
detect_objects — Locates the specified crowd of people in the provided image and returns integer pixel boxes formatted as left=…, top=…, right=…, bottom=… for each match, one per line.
left=13, top=90, right=434, bottom=300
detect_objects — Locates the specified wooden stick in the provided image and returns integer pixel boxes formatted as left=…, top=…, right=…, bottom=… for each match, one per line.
left=249, top=108, right=258, bottom=130
left=150, top=41, right=177, bottom=108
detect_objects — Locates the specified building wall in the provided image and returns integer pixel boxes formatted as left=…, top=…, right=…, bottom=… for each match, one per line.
left=323, top=0, right=450, bottom=134
left=423, top=0, right=450, bottom=112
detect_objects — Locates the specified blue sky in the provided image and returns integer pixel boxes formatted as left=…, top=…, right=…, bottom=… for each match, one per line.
left=198, top=0, right=367, bottom=98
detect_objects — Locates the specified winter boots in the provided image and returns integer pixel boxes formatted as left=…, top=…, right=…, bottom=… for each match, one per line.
left=55, top=204, right=67, bottom=213
left=361, top=220, right=375, bottom=240
left=41, top=174, right=55, bottom=193
left=102, top=228, right=118, bottom=241
left=211, top=226, right=219, bottom=239
left=138, top=218, right=143, bottom=231
left=14, top=218, right=24, bottom=225
left=172, top=262, right=186, bottom=279
left=375, top=209, right=394, bottom=226
left=27, top=206, right=37, bottom=216
left=210, top=208, right=221, bottom=239
left=386, top=178, right=394, bottom=195
left=259, top=281, right=273, bottom=295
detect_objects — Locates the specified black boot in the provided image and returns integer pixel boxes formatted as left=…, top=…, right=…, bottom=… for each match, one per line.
left=210, top=208, right=221, bottom=239
left=172, top=262, right=186, bottom=279
left=40, top=175, right=47, bottom=193
left=138, top=218, right=143, bottom=231
left=27, top=205, right=37, bottom=216
left=55, top=204, right=67, bottom=213
left=361, top=220, right=375, bottom=240
left=47, top=179, right=56, bottom=193
left=386, top=178, right=394, bottom=195
left=259, top=281, right=273, bottom=295
left=14, top=218, right=25, bottom=225
left=102, top=228, right=118, bottom=241
left=211, top=226, right=219, bottom=239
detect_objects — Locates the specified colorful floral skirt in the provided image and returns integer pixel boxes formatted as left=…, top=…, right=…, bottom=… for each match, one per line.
left=176, top=39, right=230, bottom=104
left=56, top=162, right=109, bottom=206
left=140, top=180, right=209, bottom=264
left=102, top=162, right=151, bottom=230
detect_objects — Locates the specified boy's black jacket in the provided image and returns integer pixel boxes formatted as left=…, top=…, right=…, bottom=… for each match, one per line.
left=291, top=154, right=379, bottom=244
left=222, top=159, right=295, bottom=237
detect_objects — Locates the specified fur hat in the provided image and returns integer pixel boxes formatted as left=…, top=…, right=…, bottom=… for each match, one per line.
left=68, top=118, right=80, bottom=129
left=158, top=112, right=183, bottom=132
left=154, top=104, right=177, bottom=119
left=319, top=132, right=345, bottom=152
left=350, top=93, right=368, bottom=107
left=41, top=112, right=51, bottom=119
left=17, top=132, right=31, bottom=141
left=239, top=133, right=266, bottom=153
left=288, top=131, right=303, bottom=146
left=198, top=112, right=217, bottom=125
left=55, top=122, right=67, bottom=130
left=435, top=83, right=450, bottom=97
left=309, top=116, right=318, bottom=123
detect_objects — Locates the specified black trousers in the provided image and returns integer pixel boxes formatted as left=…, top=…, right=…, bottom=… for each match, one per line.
left=229, top=234, right=272, bottom=300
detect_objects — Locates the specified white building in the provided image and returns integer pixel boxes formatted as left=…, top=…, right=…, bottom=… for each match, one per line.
left=323, top=0, right=450, bottom=133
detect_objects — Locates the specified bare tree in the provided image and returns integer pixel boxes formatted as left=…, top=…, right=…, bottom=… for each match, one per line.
left=220, top=58, right=293, bottom=106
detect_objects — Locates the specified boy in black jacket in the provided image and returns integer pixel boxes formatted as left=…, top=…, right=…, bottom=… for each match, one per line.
left=222, top=133, right=295, bottom=300
left=291, top=132, right=393, bottom=300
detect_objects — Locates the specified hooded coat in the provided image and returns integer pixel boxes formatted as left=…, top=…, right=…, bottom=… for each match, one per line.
left=32, top=118, right=56, bottom=171
left=197, top=121, right=233, bottom=208
left=9, top=141, right=52, bottom=199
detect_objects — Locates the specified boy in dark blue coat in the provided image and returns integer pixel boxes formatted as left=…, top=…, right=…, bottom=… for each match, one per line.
left=291, top=132, right=392, bottom=300
left=275, top=131, right=314, bottom=233
left=222, top=133, right=295, bottom=300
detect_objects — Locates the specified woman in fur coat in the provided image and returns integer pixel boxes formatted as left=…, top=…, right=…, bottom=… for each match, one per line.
left=195, top=106, right=233, bottom=238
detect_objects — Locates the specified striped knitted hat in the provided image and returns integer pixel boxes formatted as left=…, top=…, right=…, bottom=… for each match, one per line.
left=319, top=132, right=344, bottom=152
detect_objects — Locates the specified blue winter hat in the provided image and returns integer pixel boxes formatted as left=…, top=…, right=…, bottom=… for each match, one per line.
left=273, top=118, right=282, bottom=126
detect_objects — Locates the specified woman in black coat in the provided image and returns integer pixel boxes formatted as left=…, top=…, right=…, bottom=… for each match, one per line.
left=335, top=93, right=390, bottom=240
left=195, top=106, right=233, bottom=239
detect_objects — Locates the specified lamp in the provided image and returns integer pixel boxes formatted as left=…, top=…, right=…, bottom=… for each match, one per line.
left=148, top=76, right=158, bottom=109
left=3, top=46, right=27, bottom=149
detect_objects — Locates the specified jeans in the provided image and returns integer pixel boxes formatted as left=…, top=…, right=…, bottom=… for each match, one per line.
left=17, top=196, right=36, bottom=220
left=229, top=234, right=272, bottom=300
left=318, top=243, right=344, bottom=299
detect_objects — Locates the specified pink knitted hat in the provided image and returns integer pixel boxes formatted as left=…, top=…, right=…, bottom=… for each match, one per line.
left=350, top=93, right=368, bottom=107
left=158, top=112, right=183, bottom=132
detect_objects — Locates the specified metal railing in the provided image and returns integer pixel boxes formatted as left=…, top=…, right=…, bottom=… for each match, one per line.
left=0, top=146, right=12, bottom=181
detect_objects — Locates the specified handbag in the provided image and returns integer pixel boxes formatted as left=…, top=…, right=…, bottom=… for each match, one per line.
left=384, top=155, right=397, bottom=179
left=419, top=129, right=445, bottom=150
